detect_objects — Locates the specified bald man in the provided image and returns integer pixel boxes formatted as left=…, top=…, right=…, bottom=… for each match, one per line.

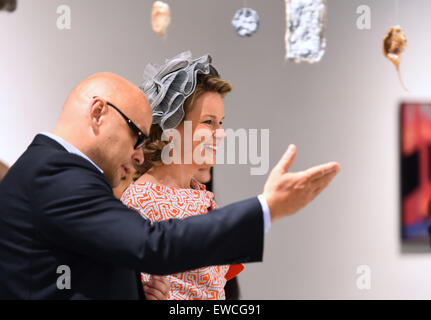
left=0, top=72, right=341, bottom=299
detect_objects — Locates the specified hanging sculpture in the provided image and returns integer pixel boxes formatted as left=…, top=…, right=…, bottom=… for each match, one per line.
left=0, top=0, right=16, bottom=12
left=284, top=0, right=327, bottom=63
left=231, top=8, right=260, bottom=37
left=151, top=1, right=171, bottom=37
left=383, top=25, right=408, bottom=91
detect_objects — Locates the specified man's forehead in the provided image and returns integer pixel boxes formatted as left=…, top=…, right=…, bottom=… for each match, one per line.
left=135, top=109, right=153, bottom=136
left=125, top=89, right=152, bottom=133
left=142, top=122, right=152, bottom=136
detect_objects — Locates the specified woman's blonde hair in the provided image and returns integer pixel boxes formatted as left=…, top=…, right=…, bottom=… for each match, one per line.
left=137, top=73, right=232, bottom=175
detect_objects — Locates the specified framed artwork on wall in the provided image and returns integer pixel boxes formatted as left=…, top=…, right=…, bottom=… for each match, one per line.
left=401, top=102, right=431, bottom=244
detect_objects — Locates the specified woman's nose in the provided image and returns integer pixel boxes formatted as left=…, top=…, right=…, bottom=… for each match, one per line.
left=132, top=147, right=144, bottom=166
left=214, top=127, right=226, bottom=140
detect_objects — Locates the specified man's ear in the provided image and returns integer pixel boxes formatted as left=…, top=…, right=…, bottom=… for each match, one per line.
left=89, top=97, right=108, bottom=132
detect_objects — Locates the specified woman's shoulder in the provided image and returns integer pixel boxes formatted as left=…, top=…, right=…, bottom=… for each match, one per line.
left=120, top=175, right=174, bottom=221
left=132, top=174, right=181, bottom=194
left=122, top=174, right=169, bottom=200
left=121, top=174, right=217, bottom=220
left=135, top=173, right=160, bottom=185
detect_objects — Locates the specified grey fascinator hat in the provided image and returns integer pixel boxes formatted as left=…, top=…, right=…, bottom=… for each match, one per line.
left=140, top=51, right=219, bottom=131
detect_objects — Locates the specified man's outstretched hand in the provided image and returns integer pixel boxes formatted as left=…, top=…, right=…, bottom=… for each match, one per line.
left=263, top=145, right=341, bottom=222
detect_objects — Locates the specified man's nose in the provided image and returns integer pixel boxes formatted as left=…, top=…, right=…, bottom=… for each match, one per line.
left=132, top=148, right=144, bottom=166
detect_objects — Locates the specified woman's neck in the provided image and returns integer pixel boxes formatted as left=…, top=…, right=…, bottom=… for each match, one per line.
left=143, top=164, right=197, bottom=189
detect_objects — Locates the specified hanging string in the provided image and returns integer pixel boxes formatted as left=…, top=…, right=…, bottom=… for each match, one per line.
left=394, top=0, right=408, bottom=91
left=395, top=0, right=400, bottom=25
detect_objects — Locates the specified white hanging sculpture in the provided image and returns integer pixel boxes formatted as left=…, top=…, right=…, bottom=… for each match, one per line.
left=284, top=0, right=327, bottom=63
left=232, top=8, right=260, bottom=37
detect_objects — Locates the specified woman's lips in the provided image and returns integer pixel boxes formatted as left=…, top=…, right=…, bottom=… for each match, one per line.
left=204, top=144, right=218, bottom=154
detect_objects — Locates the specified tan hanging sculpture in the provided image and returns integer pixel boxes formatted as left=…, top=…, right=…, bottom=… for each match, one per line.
left=383, top=25, right=408, bottom=91
left=151, top=1, right=171, bottom=37
left=284, top=0, right=327, bottom=63
left=0, top=0, right=16, bottom=12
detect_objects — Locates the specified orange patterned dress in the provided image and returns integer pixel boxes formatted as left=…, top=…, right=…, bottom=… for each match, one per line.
left=121, top=177, right=244, bottom=300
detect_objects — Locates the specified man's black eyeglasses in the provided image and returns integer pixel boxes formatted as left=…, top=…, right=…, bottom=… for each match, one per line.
left=93, top=96, right=149, bottom=150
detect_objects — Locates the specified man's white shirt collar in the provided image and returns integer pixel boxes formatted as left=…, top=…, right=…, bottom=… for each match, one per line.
left=40, top=132, right=104, bottom=174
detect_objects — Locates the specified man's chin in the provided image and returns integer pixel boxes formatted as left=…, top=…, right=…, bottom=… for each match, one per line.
left=106, top=175, right=121, bottom=189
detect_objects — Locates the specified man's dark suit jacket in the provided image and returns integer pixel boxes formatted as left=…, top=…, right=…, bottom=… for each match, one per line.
left=0, top=135, right=264, bottom=299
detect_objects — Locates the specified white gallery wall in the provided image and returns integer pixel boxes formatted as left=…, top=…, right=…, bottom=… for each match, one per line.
left=1, top=0, right=431, bottom=299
